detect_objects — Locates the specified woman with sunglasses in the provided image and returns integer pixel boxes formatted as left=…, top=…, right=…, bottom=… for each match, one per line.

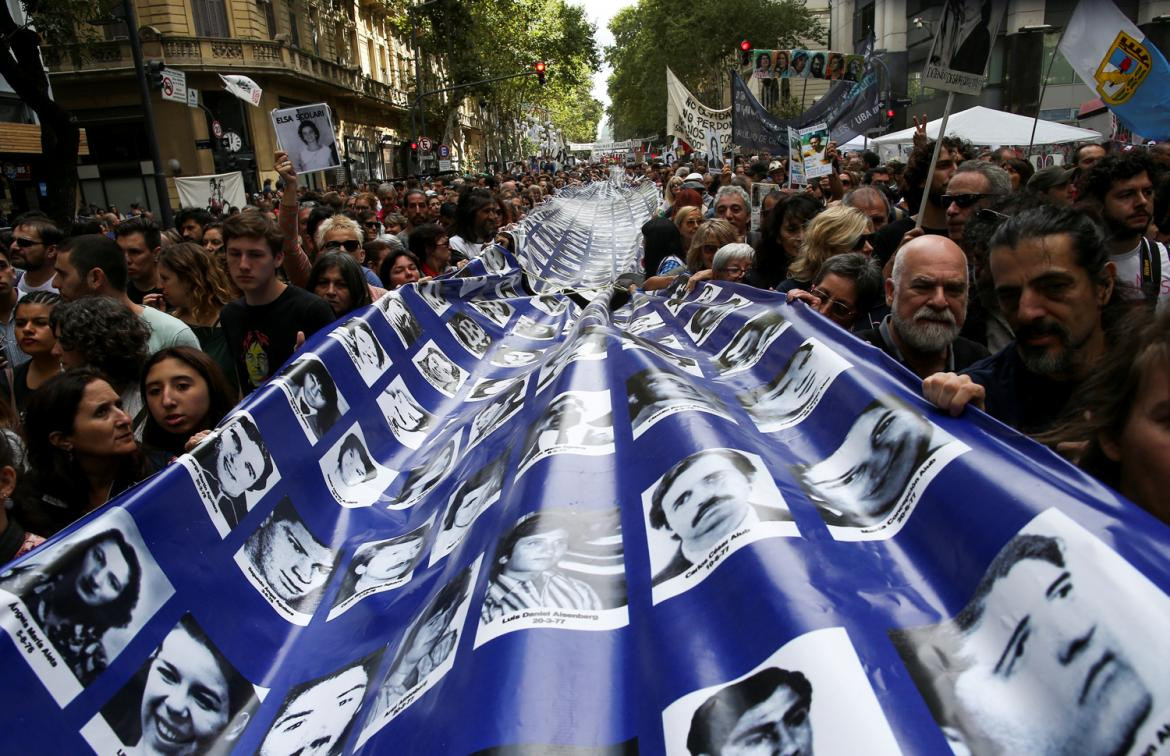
left=779, top=205, right=874, bottom=293
left=307, top=253, right=374, bottom=318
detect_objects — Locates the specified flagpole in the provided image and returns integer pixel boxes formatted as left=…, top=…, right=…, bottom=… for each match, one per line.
left=916, top=91, right=955, bottom=229
left=1027, top=25, right=1070, bottom=153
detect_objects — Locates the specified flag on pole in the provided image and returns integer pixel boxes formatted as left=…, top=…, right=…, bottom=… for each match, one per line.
left=219, top=74, right=263, bottom=107
left=1059, top=0, right=1170, bottom=140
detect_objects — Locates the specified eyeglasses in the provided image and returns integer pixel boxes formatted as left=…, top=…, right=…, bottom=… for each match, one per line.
left=851, top=233, right=875, bottom=251
left=323, top=239, right=361, bottom=253
left=721, top=265, right=747, bottom=276
left=12, top=237, right=42, bottom=248
left=941, top=193, right=995, bottom=208
left=363, top=221, right=380, bottom=229
left=975, top=208, right=1010, bottom=223
left=811, top=287, right=856, bottom=318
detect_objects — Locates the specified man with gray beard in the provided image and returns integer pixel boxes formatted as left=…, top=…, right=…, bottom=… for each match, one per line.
left=859, top=236, right=988, bottom=379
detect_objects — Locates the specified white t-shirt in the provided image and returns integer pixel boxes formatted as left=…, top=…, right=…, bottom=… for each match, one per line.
left=15, top=271, right=57, bottom=299
left=140, top=306, right=200, bottom=355
left=1111, top=239, right=1170, bottom=306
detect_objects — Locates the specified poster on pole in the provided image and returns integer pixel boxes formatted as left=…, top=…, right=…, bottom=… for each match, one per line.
left=799, top=123, right=833, bottom=180
left=271, top=103, right=342, bottom=174
left=788, top=128, right=805, bottom=185
left=922, top=0, right=1007, bottom=95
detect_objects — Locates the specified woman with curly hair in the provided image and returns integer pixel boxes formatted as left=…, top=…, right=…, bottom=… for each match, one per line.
left=749, top=194, right=822, bottom=290
left=20, top=368, right=157, bottom=536
left=779, top=204, right=874, bottom=291
left=149, top=242, right=238, bottom=387
left=51, top=297, right=151, bottom=433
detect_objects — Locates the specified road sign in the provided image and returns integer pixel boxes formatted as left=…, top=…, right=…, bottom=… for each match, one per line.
left=187, top=88, right=198, bottom=108
left=419, top=136, right=433, bottom=151
left=437, top=144, right=450, bottom=159
left=439, top=159, right=452, bottom=172
left=160, top=67, right=187, bottom=104
left=211, top=121, right=223, bottom=139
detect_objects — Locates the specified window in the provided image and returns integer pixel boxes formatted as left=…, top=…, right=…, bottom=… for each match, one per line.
left=853, top=1, right=875, bottom=49
left=260, top=0, right=277, bottom=39
left=367, top=38, right=376, bottom=77
left=288, top=0, right=300, bottom=48
left=192, top=0, right=230, bottom=37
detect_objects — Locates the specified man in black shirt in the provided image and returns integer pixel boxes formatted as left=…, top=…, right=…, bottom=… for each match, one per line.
left=114, top=217, right=163, bottom=305
left=219, top=210, right=335, bottom=393
left=922, top=205, right=1123, bottom=434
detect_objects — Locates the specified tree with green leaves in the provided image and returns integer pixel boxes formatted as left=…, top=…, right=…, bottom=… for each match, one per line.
left=606, top=0, right=823, bottom=140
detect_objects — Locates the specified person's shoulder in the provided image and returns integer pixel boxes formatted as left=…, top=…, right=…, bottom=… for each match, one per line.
left=854, top=327, right=884, bottom=348
left=952, top=335, right=991, bottom=371
left=960, top=343, right=1015, bottom=385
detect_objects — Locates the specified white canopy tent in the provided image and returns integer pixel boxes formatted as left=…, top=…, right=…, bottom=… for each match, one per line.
left=870, top=106, right=1104, bottom=146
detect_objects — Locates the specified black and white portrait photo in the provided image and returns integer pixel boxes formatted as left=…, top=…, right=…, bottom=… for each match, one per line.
left=377, top=375, right=435, bottom=450
left=469, top=299, right=514, bottom=328
left=513, top=315, right=558, bottom=341
left=414, top=280, right=451, bottom=316
left=793, top=395, right=967, bottom=541
left=430, top=453, right=509, bottom=565
left=233, top=497, right=338, bottom=625
left=467, top=378, right=527, bottom=449
left=378, top=294, right=423, bottom=349
left=490, top=345, right=542, bottom=369
left=478, top=244, right=508, bottom=273
left=627, top=367, right=731, bottom=440
left=684, top=294, right=752, bottom=346
left=359, top=560, right=481, bottom=743
left=518, top=390, right=615, bottom=473
left=0, top=510, right=173, bottom=704
left=447, top=312, right=493, bottom=357
left=621, top=332, right=704, bottom=377
left=662, top=627, right=901, bottom=755
left=319, top=424, right=398, bottom=508
left=259, top=653, right=382, bottom=756
left=475, top=508, right=629, bottom=647
left=712, top=310, right=791, bottom=375
left=926, top=0, right=1005, bottom=83
left=391, top=432, right=461, bottom=510
left=890, top=508, right=1170, bottom=756
left=531, top=294, right=570, bottom=316
left=642, top=448, right=797, bottom=604
left=183, top=412, right=280, bottom=537
left=411, top=340, right=469, bottom=397
left=271, top=104, right=341, bottom=174
left=626, top=310, right=666, bottom=337
left=80, top=614, right=258, bottom=756
left=494, top=276, right=521, bottom=299
left=466, top=375, right=524, bottom=403
left=736, top=338, right=852, bottom=433
left=330, top=318, right=391, bottom=386
left=328, top=523, right=431, bottom=620
left=275, top=356, right=348, bottom=445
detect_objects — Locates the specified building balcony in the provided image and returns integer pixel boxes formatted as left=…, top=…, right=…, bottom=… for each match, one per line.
left=44, top=35, right=412, bottom=111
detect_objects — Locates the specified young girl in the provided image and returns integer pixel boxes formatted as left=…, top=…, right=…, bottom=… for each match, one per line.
left=154, top=242, right=238, bottom=388
left=140, top=347, right=238, bottom=458
left=8, top=291, right=61, bottom=414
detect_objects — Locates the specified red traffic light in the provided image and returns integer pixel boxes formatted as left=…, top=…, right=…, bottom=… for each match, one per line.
left=740, top=40, right=751, bottom=51
left=885, top=109, right=895, bottom=118
left=535, top=61, right=546, bottom=72
left=410, top=141, right=418, bottom=150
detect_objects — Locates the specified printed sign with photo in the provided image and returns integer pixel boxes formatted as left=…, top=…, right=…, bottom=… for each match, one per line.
left=330, top=318, right=392, bottom=386
left=518, top=390, right=615, bottom=474
left=378, top=375, right=436, bottom=450
left=181, top=411, right=281, bottom=537
left=274, top=355, right=349, bottom=445
left=800, top=123, right=833, bottom=179
left=737, top=338, right=852, bottom=432
left=328, top=522, right=432, bottom=620
left=270, top=103, right=341, bottom=173
left=319, top=423, right=398, bottom=508
left=922, top=0, right=1007, bottom=96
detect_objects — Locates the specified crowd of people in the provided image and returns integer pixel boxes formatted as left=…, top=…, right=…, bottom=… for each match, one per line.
left=0, top=130, right=1166, bottom=567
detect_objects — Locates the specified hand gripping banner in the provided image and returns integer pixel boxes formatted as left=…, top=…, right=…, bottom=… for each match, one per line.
left=2, top=180, right=1170, bottom=755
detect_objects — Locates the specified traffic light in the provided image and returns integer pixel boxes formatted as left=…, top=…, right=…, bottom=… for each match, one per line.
left=739, top=40, right=752, bottom=66
left=146, top=59, right=165, bottom=89
left=534, top=61, right=546, bottom=86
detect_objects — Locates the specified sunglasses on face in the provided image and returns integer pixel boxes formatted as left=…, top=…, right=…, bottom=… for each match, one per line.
left=811, top=287, right=856, bottom=318
left=975, top=207, right=1010, bottom=223
left=851, top=233, right=875, bottom=251
left=12, top=237, right=41, bottom=248
left=323, top=239, right=361, bottom=253
left=941, top=193, right=994, bottom=208
left=363, top=221, right=380, bottom=229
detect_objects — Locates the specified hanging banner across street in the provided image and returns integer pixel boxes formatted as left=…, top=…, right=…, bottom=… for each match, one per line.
left=666, top=67, right=731, bottom=154
left=173, top=171, right=248, bottom=213
left=2, top=177, right=1170, bottom=755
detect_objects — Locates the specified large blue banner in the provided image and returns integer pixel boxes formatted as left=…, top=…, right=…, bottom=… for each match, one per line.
left=2, top=180, right=1169, bottom=755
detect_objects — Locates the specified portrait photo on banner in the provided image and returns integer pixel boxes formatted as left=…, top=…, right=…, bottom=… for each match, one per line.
left=890, top=507, right=1170, bottom=756
left=661, top=627, right=902, bottom=755
left=412, top=340, right=469, bottom=398
left=378, top=375, right=437, bottom=451
left=181, top=411, right=281, bottom=537
left=258, top=651, right=383, bottom=756
left=466, top=376, right=527, bottom=450
left=274, top=355, right=349, bottom=445
left=328, top=521, right=433, bottom=620
left=378, top=293, right=424, bottom=349
left=329, top=317, right=391, bottom=386
left=642, top=448, right=798, bottom=605
left=232, top=496, right=339, bottom=625
left=319, top=422, right=398, bottom=508
left=736, top=337, right=852, bottom=433
left=712, top=309, right=791, bottom=375
left=447, top=312, right=495, bottom=358
left=80, top=613, right=260, bottom=756
left=475, top=507, right=628, bottom=647
left=430, top=451, right=510, bottom=565
left=626, top=366, right=732, bottom=440
left=359, top=559, right=481, bottom=744
left=684, top=292, right=753, bottom=346
left=791, top=394, right=968, bottom=541
left=391, top=430, right=462, bottom=510
left=518, top=389, right=616, bottom=474
left=270, top=103, right=341, bottom=174
left=0, top=509, right=173, bottom=705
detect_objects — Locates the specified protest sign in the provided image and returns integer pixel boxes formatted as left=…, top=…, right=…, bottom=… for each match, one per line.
left=271, top=103, right=342, bottom=174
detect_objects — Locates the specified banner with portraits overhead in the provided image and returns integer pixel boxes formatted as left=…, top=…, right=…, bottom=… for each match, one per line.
left=750, top=48, right=867, bottom=82
left=2, top=177, right=1170, bottom=755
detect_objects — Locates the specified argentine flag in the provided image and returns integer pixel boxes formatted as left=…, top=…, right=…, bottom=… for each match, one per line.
left=1059, top=0, right=1170, bottom=140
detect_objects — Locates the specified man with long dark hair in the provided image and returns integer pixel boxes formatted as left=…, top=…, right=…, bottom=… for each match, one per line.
left=449, top=187, right=502, bottom=263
